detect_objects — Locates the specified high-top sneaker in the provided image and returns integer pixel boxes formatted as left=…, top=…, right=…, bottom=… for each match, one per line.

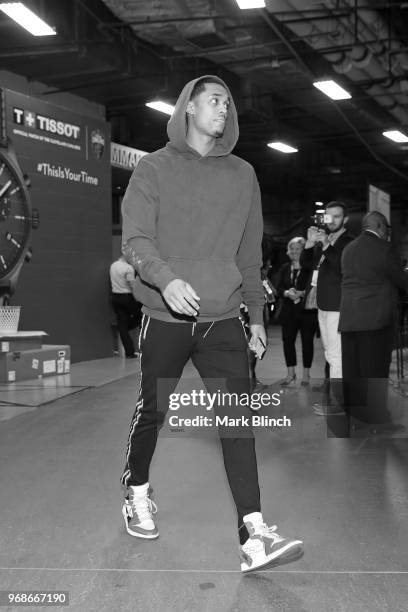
left=240, top=521, right=303, bottom=573
left=122, top=485, right=159, bottom=539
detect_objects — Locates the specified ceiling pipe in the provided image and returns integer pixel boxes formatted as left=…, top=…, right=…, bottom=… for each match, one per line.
left=267, top=0, right=408, bottom=125
left=267, top=0, right=387, bottom=78
left=259, top=2, right=408, bottom=183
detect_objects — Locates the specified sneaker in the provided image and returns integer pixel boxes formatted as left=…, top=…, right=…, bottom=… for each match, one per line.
left=122, top=486, right=159, bottom=539
left=240, top=523, right=303, bottom=573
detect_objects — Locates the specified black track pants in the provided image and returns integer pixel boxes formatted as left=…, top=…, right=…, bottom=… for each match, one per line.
left=121, top=316, right=261, bottom=543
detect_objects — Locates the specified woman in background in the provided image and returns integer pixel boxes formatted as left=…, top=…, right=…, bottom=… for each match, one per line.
left=275, top=237, right=318, bottom=386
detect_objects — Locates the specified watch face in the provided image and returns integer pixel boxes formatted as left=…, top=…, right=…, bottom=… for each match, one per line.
left=0, top=150, right=31, bottom=280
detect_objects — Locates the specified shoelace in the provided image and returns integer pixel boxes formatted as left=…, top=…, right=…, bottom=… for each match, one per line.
left=128, top=495, right=158, bottom=522
left=257, top=524, right=284, bottom=540
left=243, top=524, right=284, bottom=552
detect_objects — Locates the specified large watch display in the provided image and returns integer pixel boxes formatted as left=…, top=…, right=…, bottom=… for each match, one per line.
left=0, top=144, right=39, bottom=304
left=0, top=149, right=32, bottom=272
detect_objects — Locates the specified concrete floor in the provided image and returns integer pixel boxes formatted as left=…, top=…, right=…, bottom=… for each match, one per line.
left=0, top=327, right=407, bottom=611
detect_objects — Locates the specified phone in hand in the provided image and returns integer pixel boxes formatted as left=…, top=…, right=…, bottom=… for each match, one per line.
left=251, top=337, right=266, bottom=360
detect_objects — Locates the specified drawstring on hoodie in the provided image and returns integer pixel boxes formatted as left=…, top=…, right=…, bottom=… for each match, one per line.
left=191, top=321, right=215, bottom=338
left=203, top=322, right=214, bottom=339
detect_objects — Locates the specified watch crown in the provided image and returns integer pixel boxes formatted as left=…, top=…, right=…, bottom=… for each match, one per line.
left=24, top=174, right=31, bottom=188
left=31, top=209, right=40, bottom=229
left=25, top=247, right=33, bottom=263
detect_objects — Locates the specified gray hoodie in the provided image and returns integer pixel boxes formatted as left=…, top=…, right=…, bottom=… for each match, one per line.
left=122, top=75, right=264, bottom=324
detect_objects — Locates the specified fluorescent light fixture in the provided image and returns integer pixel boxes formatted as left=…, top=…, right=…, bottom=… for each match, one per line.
left=235, top=0, right=265, bottom=8
left=267, top=141, right=298, bottom=154
left=315, top=201, right=324, bottom=207
left=146, top=101, right=175, bottom=116
left=0, top=2, right=56, bottom=36
left=383, top=130, right=408, bottom=143
left=316, top=209, right=325, bottom=213
left=313, top=80, right=351, bottom=100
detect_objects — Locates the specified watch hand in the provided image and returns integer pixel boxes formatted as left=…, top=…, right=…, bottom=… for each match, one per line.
left=0, top=180, right=12, bottom=198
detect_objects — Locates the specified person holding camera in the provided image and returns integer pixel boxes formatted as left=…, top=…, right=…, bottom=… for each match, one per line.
left=275, top=237, right=318, bottom=386
left=300, top=201, right=353, bottom=414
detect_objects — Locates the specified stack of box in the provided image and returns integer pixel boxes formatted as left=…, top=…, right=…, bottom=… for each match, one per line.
left=0, top=332, right=71, bottom=383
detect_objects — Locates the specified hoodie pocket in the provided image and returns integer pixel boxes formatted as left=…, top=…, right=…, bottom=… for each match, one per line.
left=167, top=257, right=242, bottom=316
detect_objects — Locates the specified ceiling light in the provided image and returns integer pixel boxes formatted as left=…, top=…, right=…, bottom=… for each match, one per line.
left=235, top=0, right=265, bottom=8
left=315, top=201, right=323, bottom=207
left=145, top=101, right=175, bottom=116
left=316, top=209, right=325, bottom=213
left=267, top=142, right=298, bottom=154
left=0, top=2, right=56, bottom=36
left=313, top=80, right=351, bottom=100
left=383, top=130, right=408, bottom=143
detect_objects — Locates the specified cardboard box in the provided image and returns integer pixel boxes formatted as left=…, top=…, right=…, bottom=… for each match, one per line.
left=0, top=345, right=71, bottom=383
left=0, top=331, right=47, bottom=353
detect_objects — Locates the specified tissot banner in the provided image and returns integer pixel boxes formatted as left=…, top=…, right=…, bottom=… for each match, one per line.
left=3, top=88, right=112, bottom=361
left=6, top=90, right=109, bottom=192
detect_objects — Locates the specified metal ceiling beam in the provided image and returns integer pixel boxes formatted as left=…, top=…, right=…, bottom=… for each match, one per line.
left=0, top=45, right=80, bottom=58
left=222, top=37, right=398, bottom=67
left=98, top=3, right=408, bottom=26
left=161, top=40, right=283, bottom=59
left=42, top=73, right=153, bottom=95
left=43, top=68, right=119, bottom=83
left=104, top=15, right=232, bottom=26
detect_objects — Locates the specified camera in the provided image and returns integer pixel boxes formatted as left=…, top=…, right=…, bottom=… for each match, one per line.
left=311, top=212, right=333, bottom=229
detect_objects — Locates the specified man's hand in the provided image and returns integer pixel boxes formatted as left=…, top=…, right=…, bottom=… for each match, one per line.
left=315, top=229, right=329, bottom=247
left=284, top=287, right=298, bottom=301
left=305, top=226, right=319, bottom=248
left=248, top=324, right=267, bottom=358
left=162, top=279, right=200, bottom=316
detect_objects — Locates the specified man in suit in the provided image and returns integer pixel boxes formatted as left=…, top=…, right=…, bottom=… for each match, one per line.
left=301, top=201, right=354, bottom=415
left=339, top=211, right=408, bottom=433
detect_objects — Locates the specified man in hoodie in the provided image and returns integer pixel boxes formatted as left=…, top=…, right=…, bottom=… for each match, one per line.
left=120, top=75, right=303, bottom=572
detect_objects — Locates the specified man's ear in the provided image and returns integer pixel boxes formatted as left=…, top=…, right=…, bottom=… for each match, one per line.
left=186, top=100, right=195, bottom=116
left=344, top=216, right=349, bottom=226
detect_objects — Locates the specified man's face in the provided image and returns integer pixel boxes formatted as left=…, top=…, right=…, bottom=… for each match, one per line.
left=325, top=206, right=345, bottom=233
left=187, top=83, right=230, bottom=138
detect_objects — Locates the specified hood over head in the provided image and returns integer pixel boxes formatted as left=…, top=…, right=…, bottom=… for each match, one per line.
left=166, top=75, right=239, bottom=157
